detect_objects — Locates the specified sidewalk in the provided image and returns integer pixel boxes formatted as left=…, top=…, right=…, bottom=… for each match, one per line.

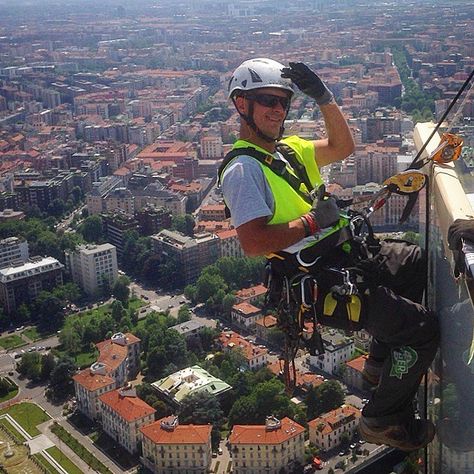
left=38, top=420, right=98, bottom=474
left=57, top=418, right=125, bottom=474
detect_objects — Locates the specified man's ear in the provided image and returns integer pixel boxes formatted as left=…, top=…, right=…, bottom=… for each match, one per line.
left=234, top=95, right=247, bottom=115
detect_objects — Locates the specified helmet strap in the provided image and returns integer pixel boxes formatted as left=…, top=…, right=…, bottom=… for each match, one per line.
left=232, top=96, right=287, bottom=143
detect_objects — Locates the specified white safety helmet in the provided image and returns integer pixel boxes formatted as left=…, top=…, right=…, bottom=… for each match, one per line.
left=227, top=58, right=294, bottom=99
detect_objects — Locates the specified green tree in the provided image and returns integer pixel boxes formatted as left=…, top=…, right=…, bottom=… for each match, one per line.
left=180, top=391, right=223, bottom=427
left=172, top=214, right=195, bottom=236
left=59, top=326, right=82, bottom=355
left=177, top=305, right=191, bottom=324
left=53, top=283, right=81, bottom=304
left=47, top=198, right=66, bottom=218
left=312, top=380, right=345, bottom=416
left=111, top=300, right=126, bottom=322
left=41, top=353, right=57, bottom=380
left=35, top=292, right=64, bottom=330
left=112, top=276, right=130, bottom=307
left=0, top=378, right=12, bottom=397
left=196, top=271, right=227, bottom=303
left=17, top=352, right=42, bottom=381
left=49, top=357, right=76, bottom=399
left=71, top=186, right=83, bottom=204
left=199, top=327, right=218, bottom=352
left=79, top=215, right=104, bottom=243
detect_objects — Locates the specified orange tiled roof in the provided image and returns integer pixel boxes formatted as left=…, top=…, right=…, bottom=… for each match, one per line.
left=96, top=342, right=127, bottom=371
left=96, top=332, right=140, bottom=371
left=99, top=389, right=155, bottom=422
left=235, top=284, right=267, bottom=300
left=255, top=314, right=277, bottom=328
left=232, top=301, right=261, bottom=315
left=72, top=368, right=115, bottom=392
left=229, top=417, right=304, bottom=445
left=345, top=355, right=368, bottom=372
left=219, top=331, right=267, bottom=361
left=215, top=228, right=238, bottom=239
left=308, top=405, right=361, bottom=436
left=140, top=419, right=211, bottom=445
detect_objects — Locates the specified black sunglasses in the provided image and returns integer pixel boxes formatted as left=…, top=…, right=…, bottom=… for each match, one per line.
left=246, top=93, right=291, bottom=110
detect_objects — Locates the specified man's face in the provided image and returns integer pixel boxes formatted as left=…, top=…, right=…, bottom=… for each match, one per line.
left=237, top=87, right=291, bottom=140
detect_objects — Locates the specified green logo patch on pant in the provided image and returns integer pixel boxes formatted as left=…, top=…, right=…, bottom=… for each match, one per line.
left=390, top=346, right=418, bottom=379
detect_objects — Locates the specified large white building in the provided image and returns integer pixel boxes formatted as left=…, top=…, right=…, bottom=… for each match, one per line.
left=65, top=243, right=118, bottom=296
left=0, top=256, right=63, bottom=313
left=0, top=237, right=29, bottom=269
left=308, top=331, right=355, bottom=375
left=229, top=416, right=305, bottom=474
left=140, top=416, right=212, bottom=474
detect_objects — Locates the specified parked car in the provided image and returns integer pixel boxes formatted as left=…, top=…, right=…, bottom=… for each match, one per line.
left=218, top=447, right=223, bottom=455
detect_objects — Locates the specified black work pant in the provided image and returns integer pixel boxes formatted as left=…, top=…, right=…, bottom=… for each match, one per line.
left=360, top=240, right=439, bottom=425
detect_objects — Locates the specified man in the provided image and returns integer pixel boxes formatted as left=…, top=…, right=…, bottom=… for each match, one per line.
left=220, top=58, right=439, bottom=451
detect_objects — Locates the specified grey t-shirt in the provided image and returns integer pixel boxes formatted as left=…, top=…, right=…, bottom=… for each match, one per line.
left=221, top=153, right=319, bottom=254
left=221, top=155, right=275, bottom=229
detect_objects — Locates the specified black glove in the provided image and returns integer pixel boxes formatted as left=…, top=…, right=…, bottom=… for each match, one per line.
left=448, top=219, right=474, bottom=277
left=448, top=219, right=474, bottom=250
left=309, top=184, right=340, bottom=230
left=281, top=62, right=334, bottom=106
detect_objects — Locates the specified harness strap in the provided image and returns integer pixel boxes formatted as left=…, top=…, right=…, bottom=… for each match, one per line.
left=218, top=144, right=314, bottom=217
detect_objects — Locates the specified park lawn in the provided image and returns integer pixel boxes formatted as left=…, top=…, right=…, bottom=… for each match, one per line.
left=47, top=446, right=84, bottom=474
left=75, top=350, right=99, bottom=368
left=22, top=327, right=54, bottom=342
left=0, top=417, right=26, bottom=443
left=0, top=334, right=25, bottom=350
left=32, top=453, right=61, bottom=474
left=129, top=297, right=145, bottom=312
left=0, top=387, right=18, bottom=403
left=51, top=422, right=112, bottom=474
left=0, top=402, right=51, bottom=437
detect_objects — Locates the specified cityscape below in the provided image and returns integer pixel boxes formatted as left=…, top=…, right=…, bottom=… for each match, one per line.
left=0, top=1, right=472, bottom=473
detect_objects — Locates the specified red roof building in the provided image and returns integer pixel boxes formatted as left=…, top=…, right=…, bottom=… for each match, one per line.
left=229, top=417, right=305, bottom=472
left=99, top=387, right=156, bottom=454
left=140, top=416, right=212, bottom=474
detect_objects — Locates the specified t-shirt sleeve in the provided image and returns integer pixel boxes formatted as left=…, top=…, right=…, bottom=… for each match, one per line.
left=221, top=156, right=274, bottom=229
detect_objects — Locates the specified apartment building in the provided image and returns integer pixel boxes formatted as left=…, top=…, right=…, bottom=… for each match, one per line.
left=0, top=237, right=29, bottom=268
left=229, top=416, right=305, bottom=474
left=152, top=230, right=218, bottom=285
left=0, top=256, right=63, bottom=313
left=255, top=315, right=278, bottom=344
left=216, top=228, right=244, bottom=258
left=96, top=332, right=141, bottom=382
left=308, top=331, right=355, bottom=375
left=198, top=204, right=227, bottom=221
left=104, top=187, right=135, bottom=215
left=65, top=243, right=118, bottom=296
left=134, top=184, right=187, bottom=216
left=102, top=213, right=139, bottom=256
left=140, top=416, right=212, bottom=474
left=200, top=135, right=223, bottom=159
left=231, top=302, right=262, bottom=331
left=72, top=364, right=116, bottom=421
left=344, top=355, right=368, bottom=392
left=218, top=331, right=268, bottom=371
left=308, top=405, right=361, bottom=451
left=99, top=387, right=156, bottom=454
